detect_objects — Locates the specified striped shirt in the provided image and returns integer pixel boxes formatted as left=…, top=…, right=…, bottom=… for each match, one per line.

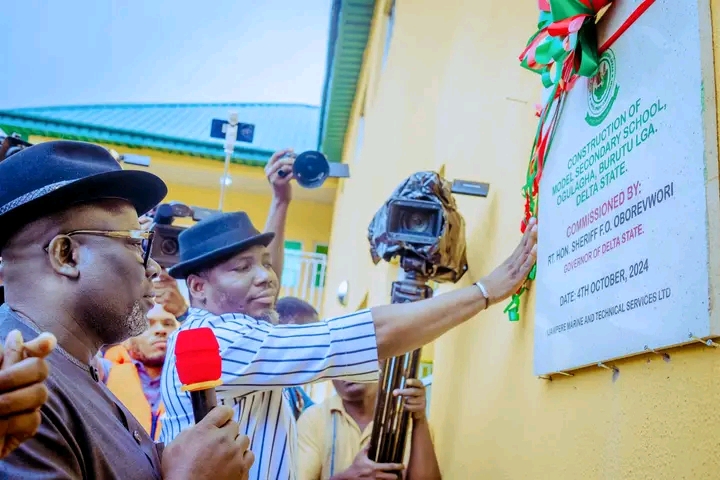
left=159, top=308, right=379, bottom=480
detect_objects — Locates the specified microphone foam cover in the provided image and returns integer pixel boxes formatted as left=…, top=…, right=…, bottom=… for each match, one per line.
left=175, top=327, right=222, bottom=386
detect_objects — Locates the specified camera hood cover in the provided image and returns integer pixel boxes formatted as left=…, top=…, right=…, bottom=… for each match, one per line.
left=368, top=171, right=468, bottom=283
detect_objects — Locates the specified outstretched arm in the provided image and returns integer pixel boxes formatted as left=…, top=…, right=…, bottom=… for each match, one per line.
left=163, top=309, right=379, bottom=400
left=162, top=219, right=537, bottom=408
left=372, top=218, right=537, bottom=360
left=264, top=149, right=294, bottom=282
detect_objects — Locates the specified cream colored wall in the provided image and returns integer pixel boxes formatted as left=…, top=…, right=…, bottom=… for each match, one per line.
left=321, top=0, right=720, bottom=478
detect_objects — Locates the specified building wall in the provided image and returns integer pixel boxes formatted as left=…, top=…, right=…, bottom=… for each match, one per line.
left=321, top=0, right=720, bottom=478
left=28, top=135, right=334, bottom=251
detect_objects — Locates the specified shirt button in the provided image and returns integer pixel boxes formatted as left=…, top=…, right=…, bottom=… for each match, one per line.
left=133, top=430, right=142, bottom=444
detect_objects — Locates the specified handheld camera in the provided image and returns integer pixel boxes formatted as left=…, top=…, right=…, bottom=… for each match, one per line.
left=277, top=151, right=350, bottom=189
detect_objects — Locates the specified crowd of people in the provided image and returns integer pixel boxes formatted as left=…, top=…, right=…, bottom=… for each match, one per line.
left=0, top=139, right=538, bottom=479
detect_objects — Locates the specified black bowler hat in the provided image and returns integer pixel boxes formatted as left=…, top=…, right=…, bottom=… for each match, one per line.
left=167, top=212, right=275, bottom=279
left=0, top=140, right=167, bottom=249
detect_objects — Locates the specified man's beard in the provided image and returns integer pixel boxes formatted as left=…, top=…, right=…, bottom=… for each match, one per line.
left=124, top=301, right=149, bottom=338
left=90, top=301, right=148, bottom=346
left=126, top=340, right=166, bottom=367
left=256, top=309, right=279, bottom=325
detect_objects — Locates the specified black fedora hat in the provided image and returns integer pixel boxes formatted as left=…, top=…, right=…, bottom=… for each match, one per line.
left=0, top=140, right=167, bottom=249
left=167, top=212, right=275, bottom=279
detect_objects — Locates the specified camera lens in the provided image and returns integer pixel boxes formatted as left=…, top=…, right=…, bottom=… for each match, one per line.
left=400, top=211, right=431, bottom=233
left=160, top=238, right=179, bottom=256
left=293, top=151, right=330, bottom=189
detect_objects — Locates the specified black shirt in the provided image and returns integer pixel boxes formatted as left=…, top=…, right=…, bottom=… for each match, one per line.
left=0, top=305, right=162, bottom=479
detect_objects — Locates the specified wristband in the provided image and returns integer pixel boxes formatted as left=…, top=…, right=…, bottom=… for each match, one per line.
left=474, top=281, right=490, bottom=308
left=176, top=308, right=190, bottom=323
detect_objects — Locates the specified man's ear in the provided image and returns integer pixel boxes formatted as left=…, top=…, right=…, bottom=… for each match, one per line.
left=46, top=235, right=80, bottom=279
left=186, top=274, right=207, bottom=305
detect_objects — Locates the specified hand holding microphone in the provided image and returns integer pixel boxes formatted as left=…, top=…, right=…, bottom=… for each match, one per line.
left=161, top=406, right=254, bottom=480
left=162, top=327, right=254, bottom=479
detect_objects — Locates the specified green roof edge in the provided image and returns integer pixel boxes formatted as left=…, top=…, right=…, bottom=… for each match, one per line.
left=317, top=0, right=375, bottom=163
left=13, top=101, right=319, bottom=111
left=0, top=110, right=275, bottom=166
left=317, top=0, right=343, bottom=153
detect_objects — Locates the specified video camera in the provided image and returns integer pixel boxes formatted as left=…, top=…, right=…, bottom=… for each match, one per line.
left=368, top=172, right=490, bottom=283
left=366, top=172, right=490, bottom=465
left=147, top=202, right=219, bottom=269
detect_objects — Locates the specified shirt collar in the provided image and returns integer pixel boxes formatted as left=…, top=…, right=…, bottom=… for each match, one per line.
left=328, top=395, right=373, bottom=440
left=131, top=357, right=147, bottom=373
left=328, top=394, right=347, bottom=414
left=131, top=357, right=160, bottom=380
left=186, top=307, right=270, bottom=326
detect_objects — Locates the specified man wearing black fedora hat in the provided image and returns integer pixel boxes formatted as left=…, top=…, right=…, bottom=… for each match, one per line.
left=0, top=140, right=254, bottom=479
left=159, top=174, right=538, bottom=480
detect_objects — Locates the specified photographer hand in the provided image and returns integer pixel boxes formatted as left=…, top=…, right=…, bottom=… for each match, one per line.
left=154, top=271, right=188, bottom=318
left=139, top=215, right=153, bottom=232
left=332, top=446, right=404, bottom=480
left=393, top=378, right=427, bottom=421
left=477, top=217, right=538, bottom=305
left=265, top=148, right=294, bottom=204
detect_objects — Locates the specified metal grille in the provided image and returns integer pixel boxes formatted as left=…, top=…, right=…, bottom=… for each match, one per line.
left=279, top=250, right=328, bottom=313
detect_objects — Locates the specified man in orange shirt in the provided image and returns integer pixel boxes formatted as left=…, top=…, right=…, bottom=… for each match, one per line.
left=103, top=302, right=179, bottom=440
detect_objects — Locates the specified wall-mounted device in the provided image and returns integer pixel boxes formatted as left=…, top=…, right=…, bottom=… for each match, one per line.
left=337, top=280, right=350, bottom=306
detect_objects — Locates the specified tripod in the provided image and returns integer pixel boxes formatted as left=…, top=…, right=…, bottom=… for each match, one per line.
left=367, top=255, right=434, bottom=464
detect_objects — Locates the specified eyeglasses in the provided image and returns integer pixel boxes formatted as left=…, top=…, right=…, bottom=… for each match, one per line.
left=46, top=229, right=155, bottom=268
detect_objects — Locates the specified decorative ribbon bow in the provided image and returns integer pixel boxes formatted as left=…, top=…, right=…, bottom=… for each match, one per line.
left=506, top=0, right=612, bottom=322
left=520, top=0, right=612, bottom=88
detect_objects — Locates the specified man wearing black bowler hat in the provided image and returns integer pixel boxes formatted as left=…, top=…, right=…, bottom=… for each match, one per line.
left=0, top=140, right=255, bottom=479
left=160, top=176, right=539, bottom=478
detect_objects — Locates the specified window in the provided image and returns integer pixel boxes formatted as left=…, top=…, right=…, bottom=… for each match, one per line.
left=421, top=374, right=433, bottom=419
left=419, top=361, right=433, bottom=378
left=284, top=240, right=302, bottom=250
left=381, top=1, right=395, bottom=70
left=314, top=244, right=329, bottom=288
left=282, top=240, right=303, bottom=288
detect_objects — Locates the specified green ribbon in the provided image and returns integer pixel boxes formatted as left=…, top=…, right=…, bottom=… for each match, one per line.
left=550, top=0, right=598, bottom=21
left=574, top=21, right=600, bottom=77
left=509, top=0, right=610, bottom=322
left=519, top=0, right=607, bottom=90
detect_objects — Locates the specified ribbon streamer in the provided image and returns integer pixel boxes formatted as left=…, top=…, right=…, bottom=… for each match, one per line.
left=507, top=0, right=612, bottom=321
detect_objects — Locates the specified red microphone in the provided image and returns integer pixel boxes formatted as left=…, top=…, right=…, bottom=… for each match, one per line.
left=175, top=327, right=224, bottom=424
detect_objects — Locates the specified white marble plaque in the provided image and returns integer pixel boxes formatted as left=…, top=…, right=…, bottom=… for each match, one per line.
left=534, top=0, right=716, bottom=375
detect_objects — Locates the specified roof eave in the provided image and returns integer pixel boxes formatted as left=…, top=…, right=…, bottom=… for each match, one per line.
left=317, top=0, right=375, bottom=163
left=0, top=111, right=275, bottom=166
left=316, top=0, right=343, bottom=153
